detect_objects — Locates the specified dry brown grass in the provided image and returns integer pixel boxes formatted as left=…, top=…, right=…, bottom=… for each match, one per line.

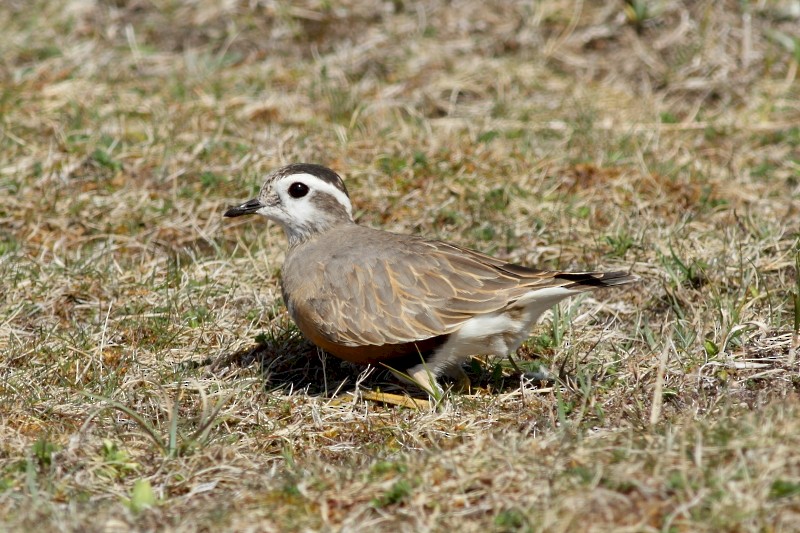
left=2, top=0, right=800, bottom=531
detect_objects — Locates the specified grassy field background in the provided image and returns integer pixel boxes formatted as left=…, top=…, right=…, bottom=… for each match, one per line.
left=2, top=0, right=800, bottom=530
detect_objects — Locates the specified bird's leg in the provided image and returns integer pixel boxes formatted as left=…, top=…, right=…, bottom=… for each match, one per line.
left=442, top=364, right=472, bottom=393
left=506, top=354, right=524, bottom=374
left=407, top=363, right=444, bottom=399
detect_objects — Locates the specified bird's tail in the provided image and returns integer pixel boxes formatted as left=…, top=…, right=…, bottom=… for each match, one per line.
left=557, top=271, right=639, bottom=291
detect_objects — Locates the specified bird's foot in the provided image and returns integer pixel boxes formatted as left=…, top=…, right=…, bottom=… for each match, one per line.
left=407, top=363, right=445, bottom=400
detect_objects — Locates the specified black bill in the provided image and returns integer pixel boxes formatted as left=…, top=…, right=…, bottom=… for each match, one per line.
left=224, top=198, right=263, bottom=217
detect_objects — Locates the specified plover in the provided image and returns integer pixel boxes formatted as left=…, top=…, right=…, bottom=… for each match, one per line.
left=225, top=163, right=637, bottom=395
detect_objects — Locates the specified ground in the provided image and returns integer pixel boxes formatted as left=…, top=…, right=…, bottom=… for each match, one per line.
left=1, top=0, right=800, bottom=531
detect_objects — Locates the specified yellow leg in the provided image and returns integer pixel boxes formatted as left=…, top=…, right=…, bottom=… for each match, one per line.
left=407, top=364, right=444, bottom=398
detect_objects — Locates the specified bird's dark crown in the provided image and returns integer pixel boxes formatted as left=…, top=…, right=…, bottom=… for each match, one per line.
left=272, top=163, right=349, bottom=198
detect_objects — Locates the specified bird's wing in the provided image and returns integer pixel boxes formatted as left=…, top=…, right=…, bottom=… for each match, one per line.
left=301, top=237, right=627, bottom=347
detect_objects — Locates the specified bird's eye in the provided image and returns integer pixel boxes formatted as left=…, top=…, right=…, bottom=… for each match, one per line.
left=288, top=182, right=309, bottom=198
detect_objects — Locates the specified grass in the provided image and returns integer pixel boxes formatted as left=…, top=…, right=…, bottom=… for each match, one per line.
left=1, top=0, right=800, bottom=530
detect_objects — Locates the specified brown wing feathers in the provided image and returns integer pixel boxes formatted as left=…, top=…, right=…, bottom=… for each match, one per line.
left=285, top=226, right=636, bottom=348
left=454, top=243, right=638, bottom=292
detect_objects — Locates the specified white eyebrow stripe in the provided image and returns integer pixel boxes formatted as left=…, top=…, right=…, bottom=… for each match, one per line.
left=279, top=172, right=353, bottom=218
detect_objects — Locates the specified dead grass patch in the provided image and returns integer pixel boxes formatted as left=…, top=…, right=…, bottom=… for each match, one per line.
left=2, top=0, right=800, bottom=530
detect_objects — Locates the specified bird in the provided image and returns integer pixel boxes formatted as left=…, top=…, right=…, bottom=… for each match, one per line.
left=224, top=163, right=638, bottom=396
